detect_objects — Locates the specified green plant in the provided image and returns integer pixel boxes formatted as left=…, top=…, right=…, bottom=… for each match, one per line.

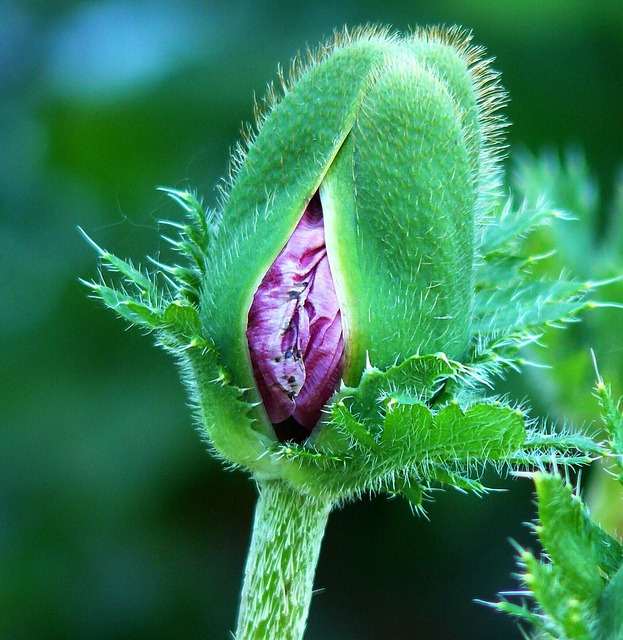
left=490, top=368, right=623, bottom=640
left=82, top=25, right=619, bottom=639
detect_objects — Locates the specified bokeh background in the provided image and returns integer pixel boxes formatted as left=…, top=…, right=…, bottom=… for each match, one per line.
left=2, top=1, right=623, bottom=638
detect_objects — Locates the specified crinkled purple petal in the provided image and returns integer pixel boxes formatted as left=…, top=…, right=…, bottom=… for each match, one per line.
left=247, top=192, right=344, bottom=431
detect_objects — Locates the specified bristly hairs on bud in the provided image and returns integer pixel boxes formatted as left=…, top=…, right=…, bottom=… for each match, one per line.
left=222, top=25, right=508, bottom=217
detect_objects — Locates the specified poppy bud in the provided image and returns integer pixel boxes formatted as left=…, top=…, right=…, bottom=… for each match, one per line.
left=202, top=26, right=504, bottom=440
left=85, top=26, right=509, bottom=480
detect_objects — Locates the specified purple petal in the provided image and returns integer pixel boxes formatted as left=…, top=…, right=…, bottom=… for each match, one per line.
left=247, top=192, right=343, bottom=432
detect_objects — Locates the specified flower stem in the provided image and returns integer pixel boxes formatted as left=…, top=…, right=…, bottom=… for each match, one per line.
left=235, top=480, right=333, bottom=640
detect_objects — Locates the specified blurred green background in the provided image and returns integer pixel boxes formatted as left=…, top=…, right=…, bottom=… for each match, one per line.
left=2, top=1, right=622, bottom=638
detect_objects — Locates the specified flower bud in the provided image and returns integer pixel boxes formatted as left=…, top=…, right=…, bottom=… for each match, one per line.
left=201, top=26, right=504, bottom=439
left=87, top=27, right=600, bottom=499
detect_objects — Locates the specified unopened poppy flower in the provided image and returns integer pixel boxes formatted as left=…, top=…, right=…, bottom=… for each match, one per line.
left=84, top=25, right=602, bottom=640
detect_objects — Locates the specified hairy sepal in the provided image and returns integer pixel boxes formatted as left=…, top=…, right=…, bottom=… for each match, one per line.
left=204, top=27, right=499, bottom=420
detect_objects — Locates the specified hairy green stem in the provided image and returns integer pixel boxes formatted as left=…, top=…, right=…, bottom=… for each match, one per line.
left=235, top=480, right=333, bottom=640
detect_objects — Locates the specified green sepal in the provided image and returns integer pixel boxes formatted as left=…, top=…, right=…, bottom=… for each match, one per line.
left=181, top=339, right=277, bottom=472
left=205, top=27, right=499, bottom=399
left=322, top=50, right=475, bottom=380
left=204, top=38, right=392, bottom=395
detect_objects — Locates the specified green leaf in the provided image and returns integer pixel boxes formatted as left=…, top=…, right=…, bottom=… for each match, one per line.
left=595, top=377, right=623, bottom=456
left=534, top=473, right=603, bottom=606
left=597, top=564, right=623, bottom=640
left=163, top=301, right=203, bottom=342
left=492, top=599, right=559, bottom=636
left=474, top=279, right=591, bottom=335
left=380, top=398, right=433, bottom=449
left=591, top=524, right=623, bottom=579
left=521, top=430, right=606, bottom=466
left=383, top=400, right=526, bottom=461
left=102, top=253, right=155, bottom=295
left=330, top=402, right=379, bottom=451
left=159, top=187, right=210, bottom=237
left=337, top=353, right=459, bottom=428
left=124, top=301, right=162, bottom=327
left=480, top=201, right=557, bottom=256
left=389, top=476, right=424, bottom=507
left=522, top=550, right=595, bottom=640
left=80, top=229, right=156, bottom=295
left=475, top=254, right=526, bottom=289
left=88, top=283, right=162, bottom=329
left=182, top=341, right=276, bottom=471
left=429, top=467, right=485, bottom=493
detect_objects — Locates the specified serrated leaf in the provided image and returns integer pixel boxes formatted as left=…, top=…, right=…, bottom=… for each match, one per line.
left=171, top=265, right=201, bottom=291
left=80, top=228, right=157, bottom=296
left=182, top=341, right=276, bottom=470
left=480, top=202, right=555, bottom=256
left=163, top=302, right=203, bottom=341
left=591, top=524, right=623, bottom=579
left=492, top=600, right=557, bottom=636
left=534, top=473, right=603, bottom=606
left=523, top=430, right=606, bottom=458
left=184, top=225, right=209, bottom=257
left=481, top=200, right=554, bottom=255
left=475, top=254, right=526, bottom=289
left=174, top=240, right=206, bottom=269
left=595, top=378, right=623, bottom=457
left=124, top=301, right=162, bottom=327
left=337, top=353, right=458, bottom=428
left=159, top=187, right=209, bottom=232
left=391, top=476, right=423, bottom=506
left=522, top=551, right=595, bottom=640
left=91, top=283, right=162, bottom=329
left=380, top=397, right=432, bottom=448
left=383, top=400, right=526, bottom=461
left=103, top=253, right=155, bottom=295
left=429, top=467, right=485, bottom=493
left=330, top=402, right=379, bottom=450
